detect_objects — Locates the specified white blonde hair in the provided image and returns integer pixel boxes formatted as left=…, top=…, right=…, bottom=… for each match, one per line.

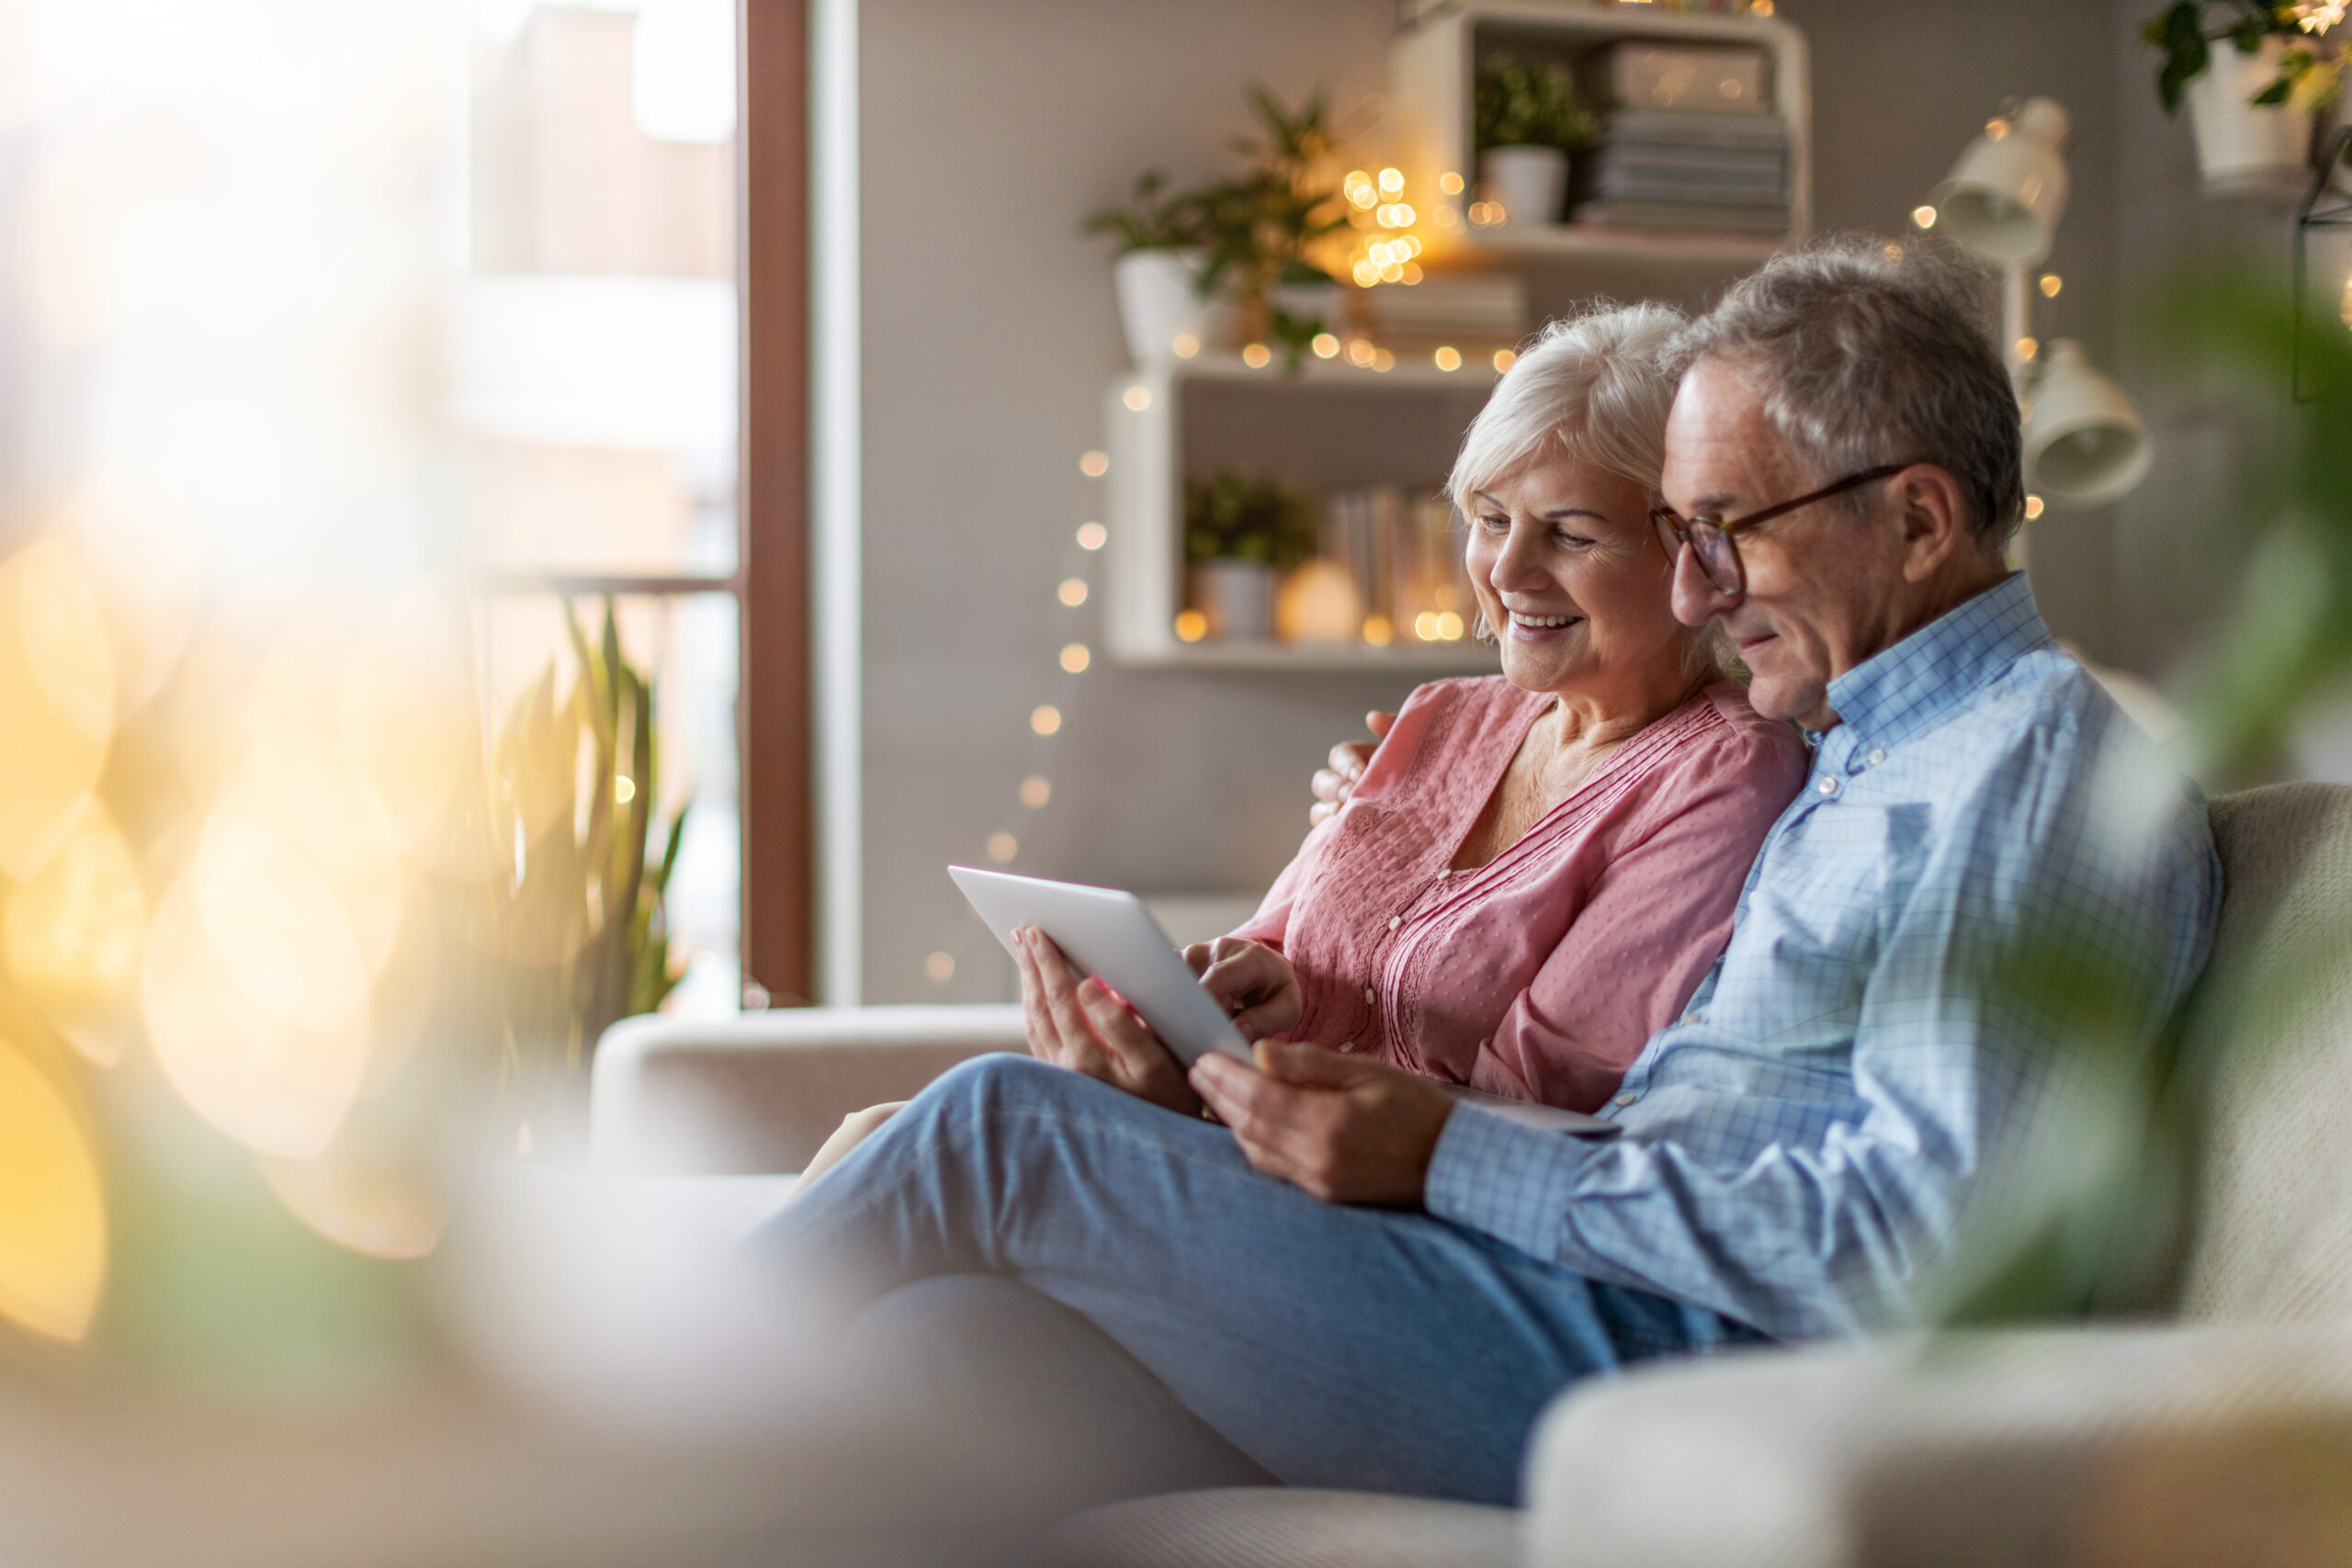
left=1447, top=300, right=1684, bottom=521
left=1448, top=302, right=1728, bottom=679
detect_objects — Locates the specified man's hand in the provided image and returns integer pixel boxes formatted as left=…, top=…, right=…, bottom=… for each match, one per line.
left=1180, top=937, right=1303, bottom=1043
left=1308, top=709, right=1396, bottom=828
left=1015, top=927, right=1201, bottom=1114
left=1189, top=1042, right=1454, bottom=1206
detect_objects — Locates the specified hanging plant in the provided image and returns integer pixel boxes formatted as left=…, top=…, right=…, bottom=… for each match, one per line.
left=2141, top=1, right=2345, bottom=114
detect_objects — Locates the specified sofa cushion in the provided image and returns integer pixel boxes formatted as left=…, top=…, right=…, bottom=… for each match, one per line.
left=1047, top=1487, right=1521, bottom=1568
left=2174, top=784, right=2352, bottom=1323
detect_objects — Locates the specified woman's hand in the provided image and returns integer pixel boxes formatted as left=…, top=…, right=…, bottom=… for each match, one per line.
left=1014, top=927, right=1202, bottom=1114
left=1309, top=709, right=1395, bottom=827
left=1189, top=1042, right=1455, bottom=1207
left=1181, top=937, right=1303, bottom=1044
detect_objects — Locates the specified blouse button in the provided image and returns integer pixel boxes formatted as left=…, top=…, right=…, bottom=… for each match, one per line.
left=1363, top=987, right=1376, bottom=1005
left=1816, top=775, right=1839, bottom=796
left=1614, top=1092, right=1637, bottom=1108
left=1868, top=748, right=1888, bottom=766
left=1387, top=916, right=1402, bottom=931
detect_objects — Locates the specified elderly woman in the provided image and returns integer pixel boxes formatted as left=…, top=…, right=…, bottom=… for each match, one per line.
left=1019, top=304, right=1804, bottom=1122
left=799, top=304, right=1804, bottom=1191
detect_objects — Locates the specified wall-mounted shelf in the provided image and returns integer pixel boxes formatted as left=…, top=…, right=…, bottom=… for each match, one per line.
left=1102, top=356, right=1501, bottom=673
left=1390, top=1, right=1811, bottom=273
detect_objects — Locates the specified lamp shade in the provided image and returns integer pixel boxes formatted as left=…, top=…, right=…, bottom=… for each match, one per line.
left=1931, top=97, right=2070, bottom=265
left=2023, top=339, right=2151, bottom=508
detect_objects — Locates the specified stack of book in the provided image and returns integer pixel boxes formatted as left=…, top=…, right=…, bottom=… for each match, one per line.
left=1572, top=111, right=1788, bottom=234
left=1322, top=485, right=1474, bottom=646
left=1570, top=40, right=1787, bottom=237
left=1348, top=276, right=1525, bottom=361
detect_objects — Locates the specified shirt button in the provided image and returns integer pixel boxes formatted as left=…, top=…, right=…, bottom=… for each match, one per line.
left=1388, top=916, right=1402, bottom=931
left=1679, top=1012, right=1699, bottom=1026
left=1434, top=868, right=1449, bottom=879
left=1363, top=987, right=1376, bottom=1004
left=1868, top=748, right=1887, bottom=766
left=1816, top=775, right=1839, bottom=796
left=1614, top=1092, right=1637, bottom=1107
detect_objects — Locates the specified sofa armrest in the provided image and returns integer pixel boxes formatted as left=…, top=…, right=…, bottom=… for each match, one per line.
left=1525, top=1322, right=2352, bottom=1568
left=591, top=1005, right=1025, bottom=1174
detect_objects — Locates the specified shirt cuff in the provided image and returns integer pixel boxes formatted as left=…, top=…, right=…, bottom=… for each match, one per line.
left=1423, top=1103, right=1604, bottom=1263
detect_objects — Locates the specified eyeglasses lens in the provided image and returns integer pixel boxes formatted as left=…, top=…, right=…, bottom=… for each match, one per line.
left=1690, top=524, right=1743, bottom=594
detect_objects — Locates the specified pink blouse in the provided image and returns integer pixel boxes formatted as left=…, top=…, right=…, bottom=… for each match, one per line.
left=1232, top=676, right=1806, bottom=1113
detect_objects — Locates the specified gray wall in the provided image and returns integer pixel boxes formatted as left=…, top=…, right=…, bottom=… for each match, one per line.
left=854, top=0, right=2282, bottom=1003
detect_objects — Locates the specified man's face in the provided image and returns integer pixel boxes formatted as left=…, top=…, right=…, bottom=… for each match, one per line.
left=1659, top=357, right=1915, bottom=730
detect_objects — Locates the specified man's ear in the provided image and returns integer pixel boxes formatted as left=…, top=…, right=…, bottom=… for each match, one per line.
left=1893, top=464, right=1970, bottom=583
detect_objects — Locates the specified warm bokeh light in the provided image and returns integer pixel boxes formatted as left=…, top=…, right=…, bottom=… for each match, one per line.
left=1079, top=449, right=1109, bottom=477
left=1241, top=343, right=1272, bottom=368
left=2040, top=273, right=2064, bottom=298
left=1020, top=774, right=1051, bottom=808
left=1377, top=167, right=1403, bottom=195
left=1312, top=333, right=1340, bottom=358
left=924, top=951, right=956, bottom=983
left=2026, top=494, right=2047, bottom=520
left=1030, top=704, right=1062, bottom=735
left=260, top=1150, right=444, bottom=1261
left=0, top=1036, right=107, bottom=1344
left=141, top=867, right=376, bottom=1161
left=1058, top=576, right=1089, bottom=606
left=1173, top=609, right=1208, bottom=643
left=1076, top=522, right=1107, bottom=551
left=1434, top=346, right=1462, bottom=372
left=4, top=803, right=146, bottom=1066
left=1494, top=349, right=1519, bottom=373
left=1170, top=333, right=1200, bottom=358
left=0, top=538, right=118, bottom=882
left=2017, top=336, right=2040, bottom=362
left=986, top=832, right=1018, bottom=863
left=1123, top=384, right=1152, bottom=412
left=1913, top=205, right=1938, bottom=229
left=1362, top=615, right=1394, bottom=648
left=1059, top=642, right=1091, bottom=673
left=1439, top=171, right=1464, bottom=195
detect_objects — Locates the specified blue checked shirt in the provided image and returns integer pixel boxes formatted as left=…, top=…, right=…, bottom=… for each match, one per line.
left=1424, top=574, right=2221, bottom=1340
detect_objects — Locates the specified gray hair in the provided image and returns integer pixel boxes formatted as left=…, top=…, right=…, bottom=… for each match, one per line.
left=1450, top=301, right=1727, bottom=681
left=1662, top=234, right=2024, bottom=549
left=1448, top=300, right=1685, bottom=518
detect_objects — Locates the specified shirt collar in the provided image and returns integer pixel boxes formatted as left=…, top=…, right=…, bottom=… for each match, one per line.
left=1820, top=572, right=2052, bottom=758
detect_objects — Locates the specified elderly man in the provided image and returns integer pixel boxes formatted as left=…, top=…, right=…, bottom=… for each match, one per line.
left=752, top=237, right=2219, bottom=1506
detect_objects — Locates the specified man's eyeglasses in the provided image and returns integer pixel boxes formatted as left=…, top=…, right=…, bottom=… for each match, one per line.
left=1650, top=463, right=1917, bottom=596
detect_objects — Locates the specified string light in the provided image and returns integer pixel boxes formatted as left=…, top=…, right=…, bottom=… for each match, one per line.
left=1123, top=385, right=1152, bottom=412
left=1377, top=167, right=1404, bottom=195
left=1372, top=348, right=1395, bottom=372
left=1030, top=704, right=1061, bottom=735
left=1020, top=774, right=1050, bottom=808
left=1436, top=611, right=1464, bottom=640
left=1433, top=346, right=1462, bottom=371
left=986, top=832, right=1017, bottom=863
left=1172, top=610, right=1207, bottom=643
left=2024, top=494, right=2046, bottom=520
left=1361, top=615, right=1393, bottom=647
left=2039, top=273, right=2063, bottom=298
left=1311, top=333, right=1340, bottom=358
left=1439, top=171, right=1464, bottom=195
left=1912, top=205, right=1938, bottom=229
left=1241, top=343, right=1272, bottom=368
left=1493, top=349, right=1518, bottom=372
left=924, top=952, right=956, bottom=983
left=1057, top=576, right=1088, bottom=606
left=1346, top=338, right=1376, bottom=367
left=1076, top=522, right=1107, bottom=550
left=2016, top=336, right=2039, bottom=362
left=1079, top=449, right=1109, bottom=477
left=614, top=775, right=636, bottom=803
left=1171, top=333, right=1199, bottom=358
left=1059, top=642, right=1091, bottom=673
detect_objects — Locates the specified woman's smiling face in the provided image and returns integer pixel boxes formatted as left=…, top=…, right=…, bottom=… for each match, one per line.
left=1464, top=454, right=1691, bottom=703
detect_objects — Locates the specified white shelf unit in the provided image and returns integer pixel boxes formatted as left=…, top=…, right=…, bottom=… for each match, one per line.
left=1389, top=2, right=1811, bottom=269
left=1102, top=355, right=1503, bottom=672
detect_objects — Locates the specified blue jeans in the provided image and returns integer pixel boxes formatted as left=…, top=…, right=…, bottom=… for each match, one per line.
left=749, top=1055, right=1760, bottom=1505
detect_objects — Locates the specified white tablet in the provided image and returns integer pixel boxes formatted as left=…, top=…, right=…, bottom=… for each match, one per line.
left=950, top=866, right=1253, bottom=1067
left=949, top=865, right=1622, bottom=1140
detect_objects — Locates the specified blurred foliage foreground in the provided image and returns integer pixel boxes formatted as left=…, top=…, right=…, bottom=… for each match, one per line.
left=0, top=560, right=683, bottom=1386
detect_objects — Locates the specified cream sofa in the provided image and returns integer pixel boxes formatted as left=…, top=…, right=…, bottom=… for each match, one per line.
left=591, top=783, right=2352, bottom=1567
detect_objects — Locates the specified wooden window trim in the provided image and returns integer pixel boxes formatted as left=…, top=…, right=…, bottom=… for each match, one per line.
left=741, top=0, right=813, bottom=1004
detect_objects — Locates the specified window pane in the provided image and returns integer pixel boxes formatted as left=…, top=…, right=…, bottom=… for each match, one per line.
left=457, top=1, right=739, bottom=578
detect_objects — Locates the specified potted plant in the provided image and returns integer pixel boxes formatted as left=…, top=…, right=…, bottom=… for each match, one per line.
left=1191, top=86, right=1352, bottom=365
left=1085, top=171, right=1230, bottom=366
left=1475, top=55, right=1600, bottom=227
left=2142, top=1, right=2342, bottom=197
left=1183, top=471, right=1317, bottom=641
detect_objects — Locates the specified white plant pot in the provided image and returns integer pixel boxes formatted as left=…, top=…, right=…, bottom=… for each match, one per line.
left=1114, top=248, right=1238, bottom=365
left=1191, top=561, right=1277, bottom=642
left=1480, top=145, right=1569, bottom=228
left=2185, top=37, right=2313, bottom=201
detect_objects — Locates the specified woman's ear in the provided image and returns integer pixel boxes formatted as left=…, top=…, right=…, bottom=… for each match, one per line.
left=1894, top=464, right=1970, bottom=583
